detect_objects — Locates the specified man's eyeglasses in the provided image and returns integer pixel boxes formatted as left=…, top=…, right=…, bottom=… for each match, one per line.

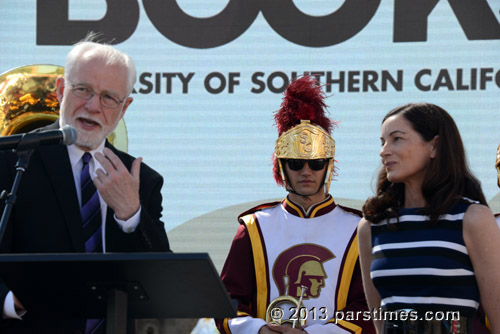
left=285, top=159, right=329, bottom=171
left=68, top=83, right=126, bottom=109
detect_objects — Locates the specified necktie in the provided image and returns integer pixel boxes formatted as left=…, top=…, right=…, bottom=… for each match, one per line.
left=80, top=152, right=102, bottom=253
left=81, top=153, right=105, bottom=334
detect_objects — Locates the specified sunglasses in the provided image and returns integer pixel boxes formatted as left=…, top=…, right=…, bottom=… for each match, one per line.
left=284, top=159, right=329, bottom=171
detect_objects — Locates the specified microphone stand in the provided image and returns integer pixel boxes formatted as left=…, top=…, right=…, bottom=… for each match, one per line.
left=0, top=135, right=38, bottom=245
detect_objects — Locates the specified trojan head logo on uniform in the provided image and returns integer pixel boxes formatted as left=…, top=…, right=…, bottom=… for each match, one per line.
left=273, top=244, right=335, bottom=300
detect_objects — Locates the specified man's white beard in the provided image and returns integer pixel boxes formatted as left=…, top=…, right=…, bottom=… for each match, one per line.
left=60, top=112, right=119, bottom=150
left=74, top=127, right=108, bottom=150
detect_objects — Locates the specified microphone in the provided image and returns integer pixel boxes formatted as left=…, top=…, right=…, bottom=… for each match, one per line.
left=0, top=125, right=78, bottom=151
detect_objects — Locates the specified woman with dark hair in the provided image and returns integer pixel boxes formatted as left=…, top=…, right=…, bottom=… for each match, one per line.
left=358, top=103, right=500, bottom=333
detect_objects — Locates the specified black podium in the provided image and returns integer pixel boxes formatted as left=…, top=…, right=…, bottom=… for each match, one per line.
left=0, top=252, right=236, bottom=333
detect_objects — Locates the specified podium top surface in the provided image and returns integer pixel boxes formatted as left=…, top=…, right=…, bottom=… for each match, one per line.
left=0, top=251, right=209, bottom=263
left=0, top=252, right=236, bottom=319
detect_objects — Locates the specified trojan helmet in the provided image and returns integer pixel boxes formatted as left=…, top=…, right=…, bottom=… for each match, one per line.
left=273, top=75, right=335, bottom=193
left=0, top=64, right=128, bottom=151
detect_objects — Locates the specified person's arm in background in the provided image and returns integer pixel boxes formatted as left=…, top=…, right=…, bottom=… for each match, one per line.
left=0, top=151, right=27, bottom=322
left=358, top=219, right=381, bottom=334
left=463, top=204, right=500, bottom=334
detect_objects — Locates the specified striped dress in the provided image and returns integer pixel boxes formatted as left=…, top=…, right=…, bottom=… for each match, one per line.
left=370, top=198, right=481, bottom=316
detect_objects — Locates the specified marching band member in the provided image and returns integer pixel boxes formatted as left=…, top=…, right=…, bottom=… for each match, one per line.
left=215, top=76, right=374, bottom=334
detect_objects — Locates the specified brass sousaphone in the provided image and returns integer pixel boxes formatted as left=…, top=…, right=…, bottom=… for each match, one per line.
left=266, top=284, right=308, bottom=328
left=0, top=64, right=128, bottom=151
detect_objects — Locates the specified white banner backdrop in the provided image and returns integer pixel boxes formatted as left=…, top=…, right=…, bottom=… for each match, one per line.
left=1, top=1, right=500, bottom=269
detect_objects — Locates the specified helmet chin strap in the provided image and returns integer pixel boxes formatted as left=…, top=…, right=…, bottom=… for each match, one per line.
left=287, top=187, right=324, bottom=202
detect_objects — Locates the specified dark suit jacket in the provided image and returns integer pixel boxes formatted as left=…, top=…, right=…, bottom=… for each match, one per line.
left=0, top=121, right=171, bottom=333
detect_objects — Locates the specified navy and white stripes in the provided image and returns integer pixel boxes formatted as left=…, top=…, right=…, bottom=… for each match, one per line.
left=370, top=198, right=480, bottom=316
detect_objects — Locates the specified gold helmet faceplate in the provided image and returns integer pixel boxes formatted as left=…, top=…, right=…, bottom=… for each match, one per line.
left=275, top=120, right=335, bottom=193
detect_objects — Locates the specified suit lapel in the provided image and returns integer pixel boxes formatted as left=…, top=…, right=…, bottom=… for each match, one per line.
left=38, top=144, right=85, bottom=252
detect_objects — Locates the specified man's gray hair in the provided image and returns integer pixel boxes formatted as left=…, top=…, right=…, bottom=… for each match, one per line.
left=65, top=32, right=136, bottom=95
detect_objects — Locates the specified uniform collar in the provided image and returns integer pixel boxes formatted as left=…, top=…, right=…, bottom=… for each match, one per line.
left=283, top=194, right=336, bottom=218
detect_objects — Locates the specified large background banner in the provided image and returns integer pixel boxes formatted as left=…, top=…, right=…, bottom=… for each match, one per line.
left=1, top=0, right=500, bottom=271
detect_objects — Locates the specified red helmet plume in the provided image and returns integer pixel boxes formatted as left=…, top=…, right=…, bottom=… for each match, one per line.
left=272, top=75, right=334, bottom=186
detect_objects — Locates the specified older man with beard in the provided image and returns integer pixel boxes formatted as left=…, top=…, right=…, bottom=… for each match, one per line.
left=0, top=35, right=170, bottom=333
